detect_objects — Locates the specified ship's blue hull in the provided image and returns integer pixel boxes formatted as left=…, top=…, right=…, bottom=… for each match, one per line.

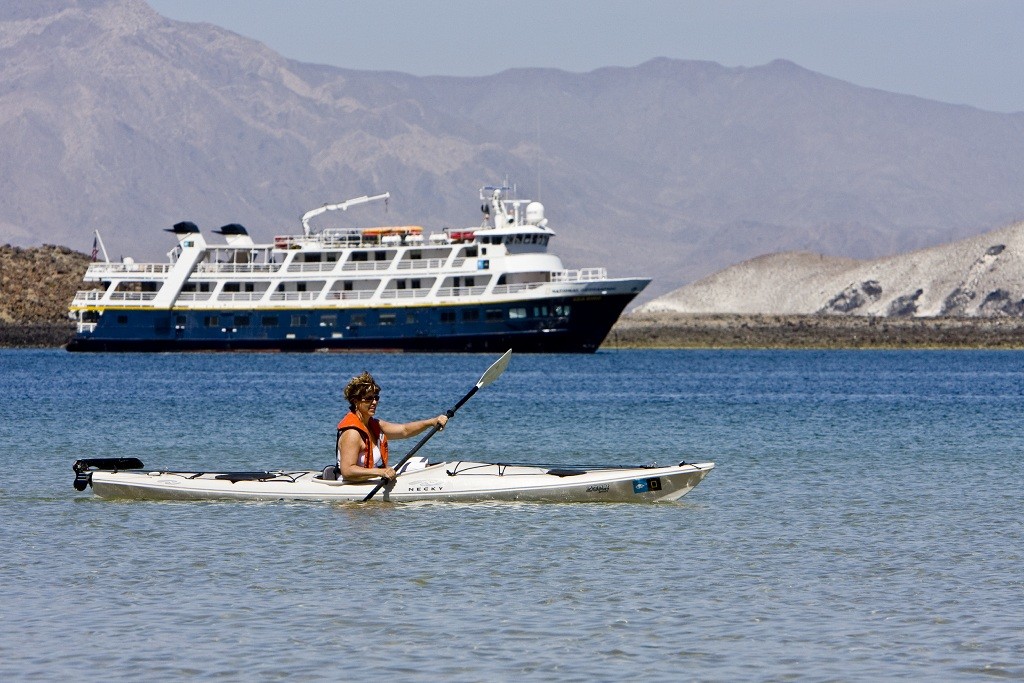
left=67, top=293, right=634, bottom=353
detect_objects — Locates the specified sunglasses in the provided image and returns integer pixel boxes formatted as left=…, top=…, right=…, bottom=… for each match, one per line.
left=359, top=394, right=380, bottom=403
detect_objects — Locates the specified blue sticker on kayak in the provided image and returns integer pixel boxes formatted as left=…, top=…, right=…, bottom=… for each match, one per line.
left=633, top=477, right=663, bottom=494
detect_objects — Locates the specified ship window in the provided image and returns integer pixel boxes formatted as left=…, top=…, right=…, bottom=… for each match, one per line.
left=204, top=316, right=219, bottom=327
left=463, top=246, right=478, bottom=258
left=554, top=305, right=571, bottom=317
left=264, top=316, right=279, bottom=327
left=291, top=315, right=307, bottom=326
left=343, top=281, right=353, bottom=291
left=321, top=315, right=336, bottom=327
left=223, top=283, right=240, bottom=292
left=409, top=251, right=422, bottom=260
left=462, top=309, right=480, bottom=322
left=296, top=283, right=306, bottom=293
left=464, top=277, right=475, bottom=287
left=533, top=306, right=549, bottom=317
left=397, top=281, right=406, bottom=290
left=411, top=279, right=422, bottom=289
left=352, top=252, right=368, bottom=262
left=440, top=311, right=456, bottom=323
left=374, top=251, right=387, bottom=261
left=486, top=309, right=503, bottom=322
left=176, top=315, right=187, bottom=326
left=509, top=308, right=526, bottom=319
left=380, top=313, right=396, bottom=326
left=350, top=314, right=365, bottom=327
left=117, top=315, right=128, bottom=325
left=235, top=315, right=250, bottom=326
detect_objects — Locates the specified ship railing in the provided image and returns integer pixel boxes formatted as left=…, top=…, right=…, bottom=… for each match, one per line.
left=268, top=292, right=321, bottom=302
left=109, top=291, right=158, bottom=302
left=491, top=282, right=545, bottom=296
left=217, top=292, right=266, bottom=302
left=313, top=230, right=364, bottom=247
left=325, top=291, right=376, bottom=301
left=341, top=261, right=392, bottom=272
left=86, top=262, right=172, bottom=276
left=196, top=263, right=277, bottom=274
left=77, top=322, right=97, bottom=334
left=380, top=289, right=431, bottom=300
left=396, top=258, right=447, bottom=271
left=436, top=286, right=487, bottom=298
left=285, top=262, right=340, bottom=273
left=72, top=290, right=105, bottom=304
left=177, top=292, right=214, bottom=302
left=552, top=268, right=608, bottom=282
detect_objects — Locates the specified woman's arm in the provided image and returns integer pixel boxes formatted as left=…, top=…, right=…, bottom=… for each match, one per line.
left=380, top=414, right=448, bottom=440
left=338, top=429, right=396, bottom=481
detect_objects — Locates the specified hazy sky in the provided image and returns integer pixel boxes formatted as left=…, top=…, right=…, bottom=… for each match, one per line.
left=147, top=0, right=1024, bottom=113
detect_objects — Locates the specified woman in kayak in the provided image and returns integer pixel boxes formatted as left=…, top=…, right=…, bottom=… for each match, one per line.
left=337, top=371, right=449, bottom=482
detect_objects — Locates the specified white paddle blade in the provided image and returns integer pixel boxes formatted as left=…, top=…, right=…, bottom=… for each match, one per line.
left=477, top=349, right=512, bottom=389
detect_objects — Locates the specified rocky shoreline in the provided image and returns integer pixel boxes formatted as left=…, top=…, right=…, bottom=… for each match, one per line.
left=0, top=322, right=76, bottom=348
left=605, top=312, right=1024, bottom=349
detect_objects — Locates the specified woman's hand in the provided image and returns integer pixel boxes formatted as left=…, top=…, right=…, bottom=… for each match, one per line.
left=435, top=414, right=449, bottom=430
left=378, top=466, right=397, bottom=481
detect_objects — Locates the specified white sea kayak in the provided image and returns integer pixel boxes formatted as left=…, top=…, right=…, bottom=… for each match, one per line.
left=73, top=457, right=714, bottom=503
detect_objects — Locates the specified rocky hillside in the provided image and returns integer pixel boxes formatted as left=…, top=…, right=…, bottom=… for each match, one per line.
left=640, top=221, right=1024, bottom=317
left=0, top=244, right=88, bottom=323
left=3, top=0, right=1024, bottom=302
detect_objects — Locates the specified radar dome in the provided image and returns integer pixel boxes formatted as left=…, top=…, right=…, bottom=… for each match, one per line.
left=525, top=202, right=545, bottom=225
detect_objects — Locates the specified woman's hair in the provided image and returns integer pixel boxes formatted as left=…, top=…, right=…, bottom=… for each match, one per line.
left=344, top=371, right=381, bottom=410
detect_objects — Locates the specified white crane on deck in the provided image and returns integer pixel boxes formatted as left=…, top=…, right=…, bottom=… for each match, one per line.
left=300, top=192, right=390, bottom=236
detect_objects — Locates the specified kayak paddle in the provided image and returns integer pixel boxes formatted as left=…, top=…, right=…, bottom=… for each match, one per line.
left=363, top=348, right=512, bottom=501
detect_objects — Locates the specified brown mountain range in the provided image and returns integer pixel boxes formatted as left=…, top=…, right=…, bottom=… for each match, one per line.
left=2, top=0, right=1024, bottom=304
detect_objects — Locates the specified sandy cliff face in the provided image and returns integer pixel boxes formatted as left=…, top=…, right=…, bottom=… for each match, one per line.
left=640, top=221, right=1024, bottom=317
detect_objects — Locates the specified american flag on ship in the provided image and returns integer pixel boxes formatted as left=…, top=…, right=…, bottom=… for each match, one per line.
left=90, top=235, right=98, bottom=261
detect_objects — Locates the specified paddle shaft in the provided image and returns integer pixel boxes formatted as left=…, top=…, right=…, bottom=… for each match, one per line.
left=361, top=389, right=476, bottom=501
left=362, top=350, right=510, bottom=502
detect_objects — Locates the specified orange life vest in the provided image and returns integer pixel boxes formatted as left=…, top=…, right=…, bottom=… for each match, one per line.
left=337, top=411, right=389, bottom=469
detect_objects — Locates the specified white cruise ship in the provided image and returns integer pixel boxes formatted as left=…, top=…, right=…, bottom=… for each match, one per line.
left=67, top=185, right=649, bottom=352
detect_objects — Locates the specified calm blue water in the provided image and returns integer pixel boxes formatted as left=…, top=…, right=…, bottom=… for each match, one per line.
left=1, top=349, right=1022, bottom=681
